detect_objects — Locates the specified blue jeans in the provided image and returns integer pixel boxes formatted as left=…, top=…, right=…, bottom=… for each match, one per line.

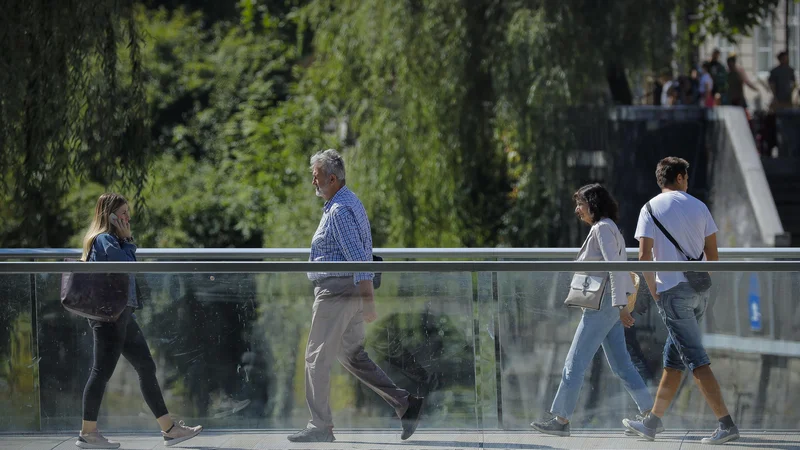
left=550, top=293, right=654, bottom=420
left=656, top=282, right=711, bottom=371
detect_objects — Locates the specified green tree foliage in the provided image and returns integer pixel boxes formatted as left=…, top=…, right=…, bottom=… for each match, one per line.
left=132, top=6, right=288, bottom=248
left=288, top=0, right=783, bottom=246
left=291, top=0, right=627, bottom=245
left=0, top=0, right=149, bottom=247
left=693, top=0, right=781, bottom=41
left=1, top=0, right=785, bottom=250
left=291, top=1, right=471, bottom=246
left=65, top=5, right=318, bottom=249
left=673, top=0, right=781, bottom=70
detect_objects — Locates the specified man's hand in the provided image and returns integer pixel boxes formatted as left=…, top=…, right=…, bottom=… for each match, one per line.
left=358, top=280, right=377, bottom=323
left=362, top=300, right=377, bottom=323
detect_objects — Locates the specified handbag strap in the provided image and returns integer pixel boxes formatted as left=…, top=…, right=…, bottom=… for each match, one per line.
left=603, top=220, right=624, bottom=257
left=612, top=224, right=624, bottom=257
left=574, top=232, right=592, bottom=261
left=576, top=221, right=624, bottom=261
left=646, top=202, right=702, bottom=261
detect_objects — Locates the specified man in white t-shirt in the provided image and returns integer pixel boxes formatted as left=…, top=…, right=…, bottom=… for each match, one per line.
left=623, top=157, right=739, bottom=445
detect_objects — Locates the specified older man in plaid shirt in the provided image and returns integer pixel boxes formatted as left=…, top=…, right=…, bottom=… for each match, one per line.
left=287, top=149, right=424, bottom=443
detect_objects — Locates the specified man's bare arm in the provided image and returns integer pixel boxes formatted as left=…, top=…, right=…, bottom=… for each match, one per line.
left=740, top=67, right=758, bottom=91
left=638, top=237, right=659, bottom=300
left=704, top=233, right=719, bottom=262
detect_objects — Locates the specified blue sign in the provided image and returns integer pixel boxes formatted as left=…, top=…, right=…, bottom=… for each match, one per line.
left=748, top=273, right=762, bottom=332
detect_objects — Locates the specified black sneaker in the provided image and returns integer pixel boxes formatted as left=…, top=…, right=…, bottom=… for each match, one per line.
left=287, top=427, right=335, bottom=443
left=401, top=395, right=425, bottom=440
left=531, top=417, right=570, bottom=437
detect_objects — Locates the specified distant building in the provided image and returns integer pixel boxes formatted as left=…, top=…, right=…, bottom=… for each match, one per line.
left=699, top=0, right=799, bottom=110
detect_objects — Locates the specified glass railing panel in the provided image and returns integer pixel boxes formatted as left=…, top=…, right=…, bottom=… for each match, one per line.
left=493, top=271, right=800, bottom=431
left=28, top=271, right=478, bottom=432
left=704, top=271, right=800, bottom=342
left=0, top=274, right=39, bottom=431
left=474, top=272, right=499, bottom=429
left=4, top=264, right=800, bottom=435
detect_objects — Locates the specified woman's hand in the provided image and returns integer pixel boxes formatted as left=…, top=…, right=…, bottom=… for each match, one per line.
left=619, top=308, right=635, bottom=328
left=112, top=216, right=132, bottom=239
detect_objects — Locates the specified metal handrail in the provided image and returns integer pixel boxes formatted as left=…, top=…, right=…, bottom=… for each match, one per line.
left=1, top=260, right=799, bottom=273
left=1, top=247, right=799, bottom=260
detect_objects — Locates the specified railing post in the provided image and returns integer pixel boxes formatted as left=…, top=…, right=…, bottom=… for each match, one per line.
left=28, top=272, right=41, bottom=431
left=470, top=271, right=482, bottom=431
left=733, top=272, right=742, bottom=336
left=491, top=270, right=503, bottom=430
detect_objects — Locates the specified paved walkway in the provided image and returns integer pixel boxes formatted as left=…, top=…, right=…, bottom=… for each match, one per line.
left=2, top=430, right=798, bottom=450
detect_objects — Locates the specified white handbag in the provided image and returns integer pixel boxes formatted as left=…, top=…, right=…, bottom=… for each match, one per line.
left=563, top=228, right=616, bottom=310
left=564, top=272, right=608, bottom=310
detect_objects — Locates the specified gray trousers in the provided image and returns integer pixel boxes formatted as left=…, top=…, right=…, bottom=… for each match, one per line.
left=305, top=276, right=410, bottom=429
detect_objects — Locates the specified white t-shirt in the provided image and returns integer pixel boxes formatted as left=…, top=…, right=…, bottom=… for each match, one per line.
left=660, top=80, right=674, bottom=106
left=634, top=191, right=718, bottom=293
left=699, top=73, right=713, bottom=94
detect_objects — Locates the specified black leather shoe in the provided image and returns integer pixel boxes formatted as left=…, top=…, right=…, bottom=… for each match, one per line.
left=401, top=395, right=425, bottom=440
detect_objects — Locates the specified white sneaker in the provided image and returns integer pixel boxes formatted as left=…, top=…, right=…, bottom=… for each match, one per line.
left=76, top=430, right=120, bottom=449
left=162, top=420, right=203, bottom=447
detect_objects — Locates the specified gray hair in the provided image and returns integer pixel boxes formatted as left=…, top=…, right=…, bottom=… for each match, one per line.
left=310, top=149, right=346, bottom=184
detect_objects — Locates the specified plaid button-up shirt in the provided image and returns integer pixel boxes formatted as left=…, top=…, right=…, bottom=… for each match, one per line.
left=308, top=186, right=374, bottom=284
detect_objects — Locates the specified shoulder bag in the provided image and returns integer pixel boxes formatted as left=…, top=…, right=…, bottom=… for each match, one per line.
left=646, top=202, right=712, bottom=292
left=60, top=240, right=130, bottom=321
left=372, top=254, right=383, bottom=289
left=564, top=229, right=615, bottom=310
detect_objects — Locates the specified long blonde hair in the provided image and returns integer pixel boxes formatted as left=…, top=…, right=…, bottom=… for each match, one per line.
left=81, top=193, right=129, bottom=261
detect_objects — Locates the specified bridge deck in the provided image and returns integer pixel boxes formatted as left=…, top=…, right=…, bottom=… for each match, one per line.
left=2, top=430, right=797, bottom=450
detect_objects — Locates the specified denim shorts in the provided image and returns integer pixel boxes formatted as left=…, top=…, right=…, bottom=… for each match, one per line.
left=655, top=282, right=711, bottom=371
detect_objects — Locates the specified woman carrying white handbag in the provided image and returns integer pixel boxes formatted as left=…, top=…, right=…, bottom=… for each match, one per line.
left=531, top=184, right=655, bottom=437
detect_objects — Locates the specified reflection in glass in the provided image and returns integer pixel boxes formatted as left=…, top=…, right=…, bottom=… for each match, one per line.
left=0, top=274, right=39, bottom=431
left=493, top=271, right=800, bottom=430
left=28, top=271, right=477, bottom=431
left=2, top=269, right=800, bottom=432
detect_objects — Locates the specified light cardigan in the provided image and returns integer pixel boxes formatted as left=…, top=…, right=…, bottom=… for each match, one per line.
left=575, top=218, right=636, bottom=307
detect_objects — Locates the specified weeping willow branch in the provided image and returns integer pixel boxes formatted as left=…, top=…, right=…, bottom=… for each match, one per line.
left=0, top=0, right=150, bottom=246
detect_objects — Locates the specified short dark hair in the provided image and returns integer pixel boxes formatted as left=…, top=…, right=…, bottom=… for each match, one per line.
left=656, top=157, right=689, bottom=188
left=573, top=184, right=619, bottom=223
left=778, top=50, right=789, bottom=60
left=727, top=55, right=737, bottom=66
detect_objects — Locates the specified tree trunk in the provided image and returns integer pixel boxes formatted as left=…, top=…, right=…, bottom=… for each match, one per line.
left=457, top=0, right=511, bottom=246
left=606, top=60, right=633, bottom=105
left=786, top=0, right=791, bottom=61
